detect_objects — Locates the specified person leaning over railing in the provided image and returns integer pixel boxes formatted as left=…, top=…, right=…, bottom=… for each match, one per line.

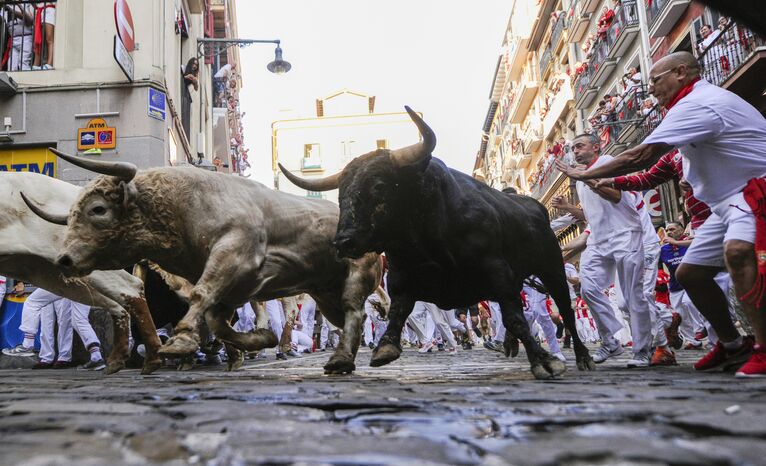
left=2, top=2, right=34, bottom=71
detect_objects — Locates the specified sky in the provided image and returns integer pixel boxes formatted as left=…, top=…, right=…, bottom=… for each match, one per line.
left=235, top=1, right=512, bottom=187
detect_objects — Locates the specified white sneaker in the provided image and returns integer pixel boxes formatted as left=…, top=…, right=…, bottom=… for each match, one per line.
left=2, top=345, right=37, bottom=357
left=42, top=64, right=54, bottom=70
left=626, top=351, right=651, bottom=368
left=418, top=341, right=435, bottom=353
left=552, top=352, right=567, bottom=362
left=445, top=347, right=459, bottom=355
left=591, top=344, right=624, bottom=363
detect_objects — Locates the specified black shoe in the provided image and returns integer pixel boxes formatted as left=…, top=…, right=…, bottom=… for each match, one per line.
left=368, top=342, right=375, bottom=349
left=285, top=349, right=301, bottom=358
left=462, top=343, right=473, bottom=350
left=437, top=343, right=445, bottom=351
left=563, top=335, right=572, bottom=349
left=276, top=352, right=288, bottom=360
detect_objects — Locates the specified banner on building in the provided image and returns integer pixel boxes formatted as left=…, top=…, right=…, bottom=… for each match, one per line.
left=0, top=147, right=57, bottom=176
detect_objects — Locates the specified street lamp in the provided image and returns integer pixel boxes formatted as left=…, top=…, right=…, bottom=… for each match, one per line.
left=197, top=38, right=291, bottom=74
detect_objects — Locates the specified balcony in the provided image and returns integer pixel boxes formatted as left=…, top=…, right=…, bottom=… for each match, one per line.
left=569, top=9, right=592, bottom=44
left=698, top=22, right=766, bottom=110
left=505, top=36, right=530, bottom=82
left=509, top=80, right=539, bottom=124
left=647, top=0, right=690, bottom=38
left=580, top=0, right=600, bottom=15
left=550, top=14, right=567, bottom=51
left=539, top=47, right=554, bottom=78
left=608, top=0, right=640, bottom=61
left=573, top=67, right=597, bottom=109
left=523, top=120, right=544, bottom=153
left=301, top=156, right=323, bottom=172
left=530, top=164, right=566, bottom=201
left=543, top=81, right=574, bottom=139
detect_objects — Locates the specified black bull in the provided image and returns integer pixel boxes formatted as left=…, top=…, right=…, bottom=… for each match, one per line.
left=281, top=106, right=595, bottom=379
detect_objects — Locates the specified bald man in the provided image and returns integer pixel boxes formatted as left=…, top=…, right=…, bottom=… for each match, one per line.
left=556, top=51, right=766, bottom=377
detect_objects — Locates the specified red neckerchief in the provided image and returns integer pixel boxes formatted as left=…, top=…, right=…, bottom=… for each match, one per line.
left=665, top=77, right=700, bottom=110
left=586, top=156, right=600, bottom=169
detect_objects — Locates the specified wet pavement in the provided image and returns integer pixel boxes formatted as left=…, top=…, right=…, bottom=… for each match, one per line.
left=1, top=345, right=766, bottom=466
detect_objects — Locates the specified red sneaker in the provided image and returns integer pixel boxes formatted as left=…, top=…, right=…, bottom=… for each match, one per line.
left=736, top=344, right=766, bottom=378
left=695, top=328, right=708, bottom=341
left=694, top=336, right=754, bottom=372
left=665, top=312, right=683, bottom=350
left=651, top=346, right=677, bottom=366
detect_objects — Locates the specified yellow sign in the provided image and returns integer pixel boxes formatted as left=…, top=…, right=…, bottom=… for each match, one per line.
left=77, top=118, right=117, bottom=151
left=0, top=147, right=57, bottom=177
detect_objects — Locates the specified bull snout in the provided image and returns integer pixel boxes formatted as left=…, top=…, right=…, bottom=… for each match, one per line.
left=333, top=234, right=362, bottom=259
left=56, top=254, right=78, bottom=276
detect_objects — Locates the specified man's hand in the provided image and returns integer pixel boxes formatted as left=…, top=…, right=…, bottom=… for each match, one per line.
left=679, top=178, right=691, bottom=194
left=551, top=195, right=571, bottom=209
left=555, top=159, right=588, bottom=180
left=595, top=178, right=615, bottom=189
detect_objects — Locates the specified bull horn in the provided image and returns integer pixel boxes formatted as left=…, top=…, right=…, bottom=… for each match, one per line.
left=20, top=191, right=68, bottom=225
left=50, top=148, right=137, bottom=181
left=278, top=163, right=341, bottom=192
left=389, top=106, right=436, bottom=167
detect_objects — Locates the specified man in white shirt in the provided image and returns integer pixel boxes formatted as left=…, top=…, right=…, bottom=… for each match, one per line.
left=558, top=133, right=657, bottom=368
left=556, top=51, right=766, bottom=377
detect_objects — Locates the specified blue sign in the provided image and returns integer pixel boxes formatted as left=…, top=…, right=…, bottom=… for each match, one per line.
left=148, top=87, right=166, bottom=121
left=80, top=131, right=96, bottom=146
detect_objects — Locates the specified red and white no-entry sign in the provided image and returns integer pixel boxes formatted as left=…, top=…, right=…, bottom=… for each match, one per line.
left=114, top=0, right=135, bottom=52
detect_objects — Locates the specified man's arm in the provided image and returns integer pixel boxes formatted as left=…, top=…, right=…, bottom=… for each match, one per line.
left=600, top=151, right=677, bottom=190
left=551, top=196, right=586, bottom=221
left=582, top=179, right=622, bottom=203
left=555, top=142, right=673, bottom=181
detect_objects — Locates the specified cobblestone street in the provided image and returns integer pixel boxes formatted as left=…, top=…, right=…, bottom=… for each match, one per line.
left=1, top=345, right=766, bottom=465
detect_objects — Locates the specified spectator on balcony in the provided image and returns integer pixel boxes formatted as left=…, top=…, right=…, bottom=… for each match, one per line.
left=183, top=57, right=199, bottom=91
left=597, top=6, right=616, bottom=40
left=32, top=2, right=56, bottom=70
left=622, top=67, right=642, bottom=96
left=2, top=3, right=34, bottom=71
left=32, top=2, right=55, bottom=70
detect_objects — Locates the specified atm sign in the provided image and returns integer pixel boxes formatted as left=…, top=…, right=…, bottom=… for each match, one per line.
left=77, top=118, right=117, bottom=151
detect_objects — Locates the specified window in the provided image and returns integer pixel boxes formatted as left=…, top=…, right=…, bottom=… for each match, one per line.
left=376, top=139, right=389, bottom=150
left=302, top=143, right=322, bottom=171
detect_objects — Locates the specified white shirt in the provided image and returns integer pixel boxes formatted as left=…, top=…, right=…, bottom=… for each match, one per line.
left=632, top=192, right=660, bottom=247
left=576, top=155, right=642, bottom=244
left=644, top=80, right=766, bottom=208
left=564, top=264, right=578, bottom=300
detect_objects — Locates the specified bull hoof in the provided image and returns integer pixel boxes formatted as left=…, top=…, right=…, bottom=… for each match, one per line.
left=577, top=356, right=597, bottom=371
left=141, top=358, right=162, bottom=375
left=545, top=357, right=567, bottom=377
left=531, top=364, right=554, bottom=380
left=370, top=344, right=401, bottom=367
left=159, top=333, right=199, bottom=356
left=104, top=361, right=125, bottom=375
left=504, top=336, right=519, bottom=358
left=177, top=355, right=194, bottom=371
left=324, top=352, right=356, bottom=374
left=227, top=352, right=245, bottom=372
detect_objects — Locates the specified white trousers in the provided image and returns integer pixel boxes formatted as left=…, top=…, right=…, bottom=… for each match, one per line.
left=19, top=288, right=61, bottom=335
left=299, top=295, right=317, bottom=340
left=235, top=304, right=256, bottom=333
left=523, top=286, right=561, bottom=354
left=39, top=300, right=72, bottom=363
left=488, top=301, right=506, bottom=341
left=420, top=302, right=458, bottom=349
left=68, top=300, right=100, bottom=349
left=9, top=35, right=33, bottom=71
left=265, top=300, right=285, bottom=339
left=580, top=231, right=655, bottom=355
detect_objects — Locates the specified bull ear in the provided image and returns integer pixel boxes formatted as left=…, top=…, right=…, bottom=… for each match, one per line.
left=116, top=181, right=137, bottom=211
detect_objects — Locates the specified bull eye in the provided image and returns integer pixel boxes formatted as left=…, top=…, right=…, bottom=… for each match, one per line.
left=90, top=205, right=107, bottom=216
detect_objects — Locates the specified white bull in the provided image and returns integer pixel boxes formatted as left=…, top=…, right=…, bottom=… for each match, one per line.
left=26, top=151, right=383, bottom=375
left=2, top=171, right=161, bottom=374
